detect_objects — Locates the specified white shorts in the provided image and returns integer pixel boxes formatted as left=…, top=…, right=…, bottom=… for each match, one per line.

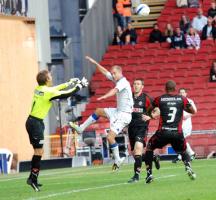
left=182, top=126, right=192, bottom=138
left=104, top=108, right=132, bottom=135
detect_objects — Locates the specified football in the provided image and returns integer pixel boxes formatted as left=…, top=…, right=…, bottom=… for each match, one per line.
left=135, top=4, right=150, bottom=16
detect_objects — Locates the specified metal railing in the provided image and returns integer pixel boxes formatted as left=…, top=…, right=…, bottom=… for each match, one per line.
left=0, top=0, right=28, bottom=16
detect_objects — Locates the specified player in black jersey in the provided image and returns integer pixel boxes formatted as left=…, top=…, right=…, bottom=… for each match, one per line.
left=143, top=80, right=197, bottom=184
left=127, top=78, right=160, bottom=183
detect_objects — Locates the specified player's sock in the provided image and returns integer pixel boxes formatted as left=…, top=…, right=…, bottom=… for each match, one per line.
left=80, top=113, right=99, bottom=131
left=110, top=143, right=121, bottom=163
left=145, top=150, right=153, bottom=177
left=181, top=151, right=191, bottom=163
left=186, top=142, right=195, bottom=157
left=134, top=155, right=142, bottom=176
left=182, top=153, right=196, bottom=180
left=142, top=153, right=146, bottom=162
left=29, top=155, right=41, bottom=182
left=178, top=154, right=182, bottom=160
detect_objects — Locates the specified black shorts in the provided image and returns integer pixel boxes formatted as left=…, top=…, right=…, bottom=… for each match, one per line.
left=147, top=130, right=186, bottom=154
left=25, top=116, right=45, bottom=149
left=128, top=125, right=148, bottom=151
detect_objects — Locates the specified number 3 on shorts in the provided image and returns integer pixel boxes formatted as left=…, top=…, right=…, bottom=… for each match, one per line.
left=167, top=107, right=177, bottom=123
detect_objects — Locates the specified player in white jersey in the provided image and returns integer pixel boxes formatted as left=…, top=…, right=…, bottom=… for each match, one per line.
left=69, top=56, right=133, bottom=170
left=173, top=88, right=197, bottom=163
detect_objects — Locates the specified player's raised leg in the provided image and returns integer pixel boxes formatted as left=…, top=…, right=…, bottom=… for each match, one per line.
left=69, top=108, right=107, bottom=133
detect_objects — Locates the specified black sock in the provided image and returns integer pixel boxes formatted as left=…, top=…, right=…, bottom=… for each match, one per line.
left=134, top=155, right=142, bottom=176
left=145, top=150, right=153, bottom=175
left=142, top=153, right=146, bottom=162
left=181, top=152, right=191, bottom=167
left=30, top=155, right=41, bottom=181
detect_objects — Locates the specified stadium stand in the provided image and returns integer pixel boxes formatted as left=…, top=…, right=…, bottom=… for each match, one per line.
left=80, top=0, right=216, bottom=157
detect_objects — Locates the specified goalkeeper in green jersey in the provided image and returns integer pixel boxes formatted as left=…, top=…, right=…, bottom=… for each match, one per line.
left=26, top=69, right=88, bottom=191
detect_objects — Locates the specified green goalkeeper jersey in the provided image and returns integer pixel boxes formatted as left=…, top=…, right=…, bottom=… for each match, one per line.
left=30, top=82, right=79, bottom=120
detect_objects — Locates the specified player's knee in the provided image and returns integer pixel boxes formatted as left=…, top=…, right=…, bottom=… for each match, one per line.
left=134, top=142, right=143, bottom=154
left=107, top=131, right=116, bottom=144
left=34, top=148, right=44, bottom=156
left=95, top=108, right=104, bottom=116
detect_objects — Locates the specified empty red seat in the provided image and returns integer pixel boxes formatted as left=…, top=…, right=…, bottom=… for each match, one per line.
left=147, top=43, right=161, bottom=49
left=121, top=45, right=134, bottom=50
left=201, top=40, right=215, bottom=47
left=166, top=56, right=180, bottom=63
left=108, top=45, right=121, bottom=52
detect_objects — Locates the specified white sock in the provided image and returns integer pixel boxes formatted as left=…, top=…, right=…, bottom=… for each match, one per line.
left=186, top=142, right=194, bottom=156
left=80, top=113, right=99, bottom=132
left=111, top=144, right=121, bottom=163
left=178, top=154, right=182, bottom=160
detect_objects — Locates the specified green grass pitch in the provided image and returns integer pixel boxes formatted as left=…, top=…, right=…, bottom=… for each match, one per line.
left=0, top=159, right=215, bottom=200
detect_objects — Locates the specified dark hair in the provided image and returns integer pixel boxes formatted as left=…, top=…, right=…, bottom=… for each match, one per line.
left=36, top=70, right=50, bottom=85
left=165, top=80, right=176, bottom=92
left=134, top=78, right=144, bottom=85
left=179, top=88, right=187, bottom=92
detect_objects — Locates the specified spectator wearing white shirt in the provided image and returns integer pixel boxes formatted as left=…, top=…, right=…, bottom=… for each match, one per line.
left=186, top=27, right=201, bottom=50
left=192, top=8, right=207, bottom=32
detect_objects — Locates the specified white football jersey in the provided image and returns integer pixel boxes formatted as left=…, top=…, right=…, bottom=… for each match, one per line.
left=106, top=72, right=134, bottom=113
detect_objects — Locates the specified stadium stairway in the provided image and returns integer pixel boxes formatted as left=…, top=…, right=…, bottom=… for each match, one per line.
left=78, top=0, right=216, bottom=157
left=131, top=0, right=167, bottom=28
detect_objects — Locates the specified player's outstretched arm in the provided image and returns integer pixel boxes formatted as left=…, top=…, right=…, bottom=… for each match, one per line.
left=97, top=88, right=118, bottom=101
left=53, top=78, right=80, bottom=91
left=86, top=56, right=109, bottom=76
left=50, top=77, right=89, bottom=100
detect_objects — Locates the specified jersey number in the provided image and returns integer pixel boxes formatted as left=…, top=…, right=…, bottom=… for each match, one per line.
left=167, top=107, right=177, bottom=123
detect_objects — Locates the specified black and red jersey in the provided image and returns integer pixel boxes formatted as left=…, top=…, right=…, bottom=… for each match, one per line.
left=129, top=93, right=152, bottom=127
left=153, top=94, right=190, bottom=133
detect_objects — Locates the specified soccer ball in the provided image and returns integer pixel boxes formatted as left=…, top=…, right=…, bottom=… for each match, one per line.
left=135, top=4, right=150, bottom=16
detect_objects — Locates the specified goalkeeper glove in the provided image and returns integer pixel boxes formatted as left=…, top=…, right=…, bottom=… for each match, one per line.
left=81, top=77, right=89, bottom=87
left=76, top=77, right=89, bottom=89
left=68, top=78, right=80, bottom=86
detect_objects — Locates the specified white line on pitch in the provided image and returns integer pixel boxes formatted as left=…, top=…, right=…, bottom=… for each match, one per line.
left=23, top=174, right=177, bottom=200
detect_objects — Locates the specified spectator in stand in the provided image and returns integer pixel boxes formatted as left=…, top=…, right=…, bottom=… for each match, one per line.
left=149, top=23, right=163, bottom=43
left=186, top=27, right=201, bottom=50
left=210, top=61, right=216, bottom=82
left=113, top=0, right=124, bottom=29
left=115, top=0, right=125, bottom=29
left=188, top=0, right=200, bottom=8
left=164, top=23, right=174, bottom=43
left=122, top=0, right=132, bottom=29
left=192, top=8, right=207, bottom=32
left=122, top=23, right=137, bottom=45
left=179, top=15, right=191, bottom=34
left=176, top=0, right=188, bottom=8
left=112, top=26, right=124, bottom=45
left=171, top=27, right=186, bottom=49
left=208, top=1, right=216, bottom=19
left=201, top=17, right=216, bottom=40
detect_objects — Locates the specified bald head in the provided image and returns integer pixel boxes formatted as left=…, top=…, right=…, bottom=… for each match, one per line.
left=111, top=65, right=123, bottom=81
left=165, top=80, right=176, bottom=93
left=111, top=65, right=122, bottom=72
